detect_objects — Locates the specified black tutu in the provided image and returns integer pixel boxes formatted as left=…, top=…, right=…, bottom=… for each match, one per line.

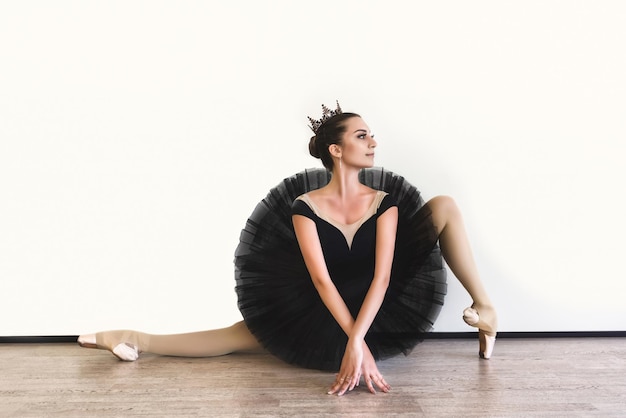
left=234, top=168, right=447, bottom=371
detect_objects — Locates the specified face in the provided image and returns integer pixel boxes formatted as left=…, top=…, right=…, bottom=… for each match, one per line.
left=332, top=117, right=377, bottom=170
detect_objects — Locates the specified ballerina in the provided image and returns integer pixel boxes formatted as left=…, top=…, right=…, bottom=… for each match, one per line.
left=79, top=102, right=497, bottom=396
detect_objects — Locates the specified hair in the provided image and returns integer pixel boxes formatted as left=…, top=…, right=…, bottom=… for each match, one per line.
left=308, top=112, right=360, bottom=171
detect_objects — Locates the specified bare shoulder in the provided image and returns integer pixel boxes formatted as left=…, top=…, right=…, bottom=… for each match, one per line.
left=305, top=188, right=326, bottom=199
left=360, top=185, right=379, bottom=197
left=303, top=188, right=324, bottom=207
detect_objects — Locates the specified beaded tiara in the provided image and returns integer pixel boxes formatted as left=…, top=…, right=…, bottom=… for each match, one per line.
left=307, top=101, right=342, bottom=133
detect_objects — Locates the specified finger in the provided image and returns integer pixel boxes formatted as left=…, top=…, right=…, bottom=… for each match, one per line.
left=366, top=376, right=376, bottom=394
left=338, top=375, right=354, bottom=396
left=338, top=376, right=351, bottom=396
left=348, top=374, right=358, bottom=392
left=327, top=382, right=339, bottom=395
left=327, top=374, right=345, bottom=395
left=329, top=374, right=353, bottom=395
left=376, top=376, right=391, bottom=392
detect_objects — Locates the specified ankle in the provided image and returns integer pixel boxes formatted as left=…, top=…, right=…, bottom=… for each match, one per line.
left=96, top=330, right=148, bottom=352
left=94, top=330, right=148, bottom=361
left=464, top=303, right=498, bottom=336
left=475, top=304, right=498, bottom=334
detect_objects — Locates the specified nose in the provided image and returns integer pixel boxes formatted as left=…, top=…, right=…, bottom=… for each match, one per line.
left=369, top=137, right=377, bottom=148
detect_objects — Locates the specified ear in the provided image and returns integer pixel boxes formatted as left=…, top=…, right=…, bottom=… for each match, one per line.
left=328, top=144, right=342, bottom=158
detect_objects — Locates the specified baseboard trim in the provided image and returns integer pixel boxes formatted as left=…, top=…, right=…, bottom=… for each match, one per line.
left=0, top=336, right=79, bottom=343
left=422, top=331, right=626, bottom=339
left=1, top=331, right=625, bottom=344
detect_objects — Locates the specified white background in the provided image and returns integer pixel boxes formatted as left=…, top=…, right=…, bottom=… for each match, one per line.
left=1, top=1, right=625, bottom=336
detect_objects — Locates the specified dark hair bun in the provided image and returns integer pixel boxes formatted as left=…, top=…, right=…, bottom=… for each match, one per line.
left=305, top=112, right=360, bottom=171
left=308, top=135, right=321, bottom=159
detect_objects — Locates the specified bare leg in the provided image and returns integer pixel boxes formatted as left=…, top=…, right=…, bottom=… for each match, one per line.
left=78, top=321, right=262, bottom=361
left=427, top=196, right=497, bottom=356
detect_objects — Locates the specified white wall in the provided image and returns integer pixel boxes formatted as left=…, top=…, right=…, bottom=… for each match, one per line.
left=1, top=1, right=625, bottom=336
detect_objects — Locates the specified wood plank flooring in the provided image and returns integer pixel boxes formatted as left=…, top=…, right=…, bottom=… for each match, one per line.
left=1, top=338, right=625, bottom=417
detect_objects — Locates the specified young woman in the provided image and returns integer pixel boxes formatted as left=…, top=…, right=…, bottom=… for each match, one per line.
left=78, top=104, right=497, bottom=397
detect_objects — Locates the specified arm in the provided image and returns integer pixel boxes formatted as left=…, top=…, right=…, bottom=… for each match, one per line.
left=292, top=214, right=356, bottom=336
left=349, top=205, right=398, bottom=342
left=292, top=205, right=398, bottom=337
left=294, top=204, right=397, bottom=395
left=334, top=206, right=397, bottom=395
left=326, top=206, right=398, bottom=395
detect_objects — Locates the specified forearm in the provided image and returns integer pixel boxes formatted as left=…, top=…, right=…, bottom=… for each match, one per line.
left=350, top=276, right=389, bottom=341
left=293, top=214, right=358, bottom=337
left=311, top=277, right=355, bottom=336
left=293, top=210, right=395, bottom=345
left=350, top=206, right=397, bottom=342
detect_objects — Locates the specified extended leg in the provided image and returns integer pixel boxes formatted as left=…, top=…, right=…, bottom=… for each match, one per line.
left=78, top=321, right=262, bottom=361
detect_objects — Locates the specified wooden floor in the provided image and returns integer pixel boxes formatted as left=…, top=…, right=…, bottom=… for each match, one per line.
left=1, top=338, right=625, bottom=417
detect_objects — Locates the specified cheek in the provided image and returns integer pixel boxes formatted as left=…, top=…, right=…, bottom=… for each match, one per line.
left=342, top=144, right=357, bottom=157
left=343, top=141, right=361, bottom=155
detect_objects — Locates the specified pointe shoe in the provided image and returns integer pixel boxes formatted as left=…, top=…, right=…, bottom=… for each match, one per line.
left=77, top=332, right=141, bottom=361
left=77, top=333, right=97, bottom=349
left=479, top=331, right=496, bottom=360
left=462, top=305, right=497, bottom=359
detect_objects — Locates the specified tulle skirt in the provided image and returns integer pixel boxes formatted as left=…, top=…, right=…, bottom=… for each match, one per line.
left=234, top=168, right=447, bottom=371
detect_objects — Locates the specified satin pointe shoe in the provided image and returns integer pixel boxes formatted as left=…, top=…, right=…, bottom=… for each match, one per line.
left=78, top=332, right=141, bottom=361
left=462, top=305, right=497, bottom=359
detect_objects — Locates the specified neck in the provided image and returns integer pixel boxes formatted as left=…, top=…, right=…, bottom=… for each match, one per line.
left=326, top=166, right=362, bottom=198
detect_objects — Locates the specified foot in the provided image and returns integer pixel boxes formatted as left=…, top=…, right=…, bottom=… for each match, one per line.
left=77, top=331, right=144, bottom=361
left=462, top=304, right=497, bottom=359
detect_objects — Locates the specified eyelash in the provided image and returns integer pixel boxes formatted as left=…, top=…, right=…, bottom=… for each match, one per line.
left=358, top=134, right=374, bottom=139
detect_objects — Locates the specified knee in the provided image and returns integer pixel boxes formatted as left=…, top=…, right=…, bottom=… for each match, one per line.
left=427, top=195, right=460, bottom=220
left=428, top=195, right=457, bottom=211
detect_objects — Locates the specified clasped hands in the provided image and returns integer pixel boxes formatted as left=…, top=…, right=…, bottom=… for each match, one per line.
left=327, top=339, right=391, bottom=396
